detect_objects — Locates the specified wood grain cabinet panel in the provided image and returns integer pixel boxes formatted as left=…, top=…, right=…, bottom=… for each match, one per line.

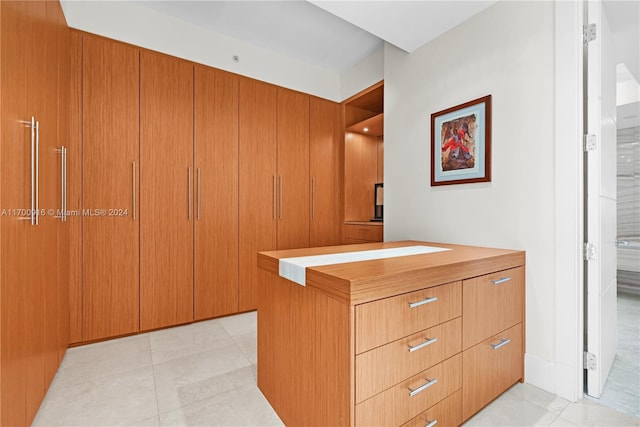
left=140, top=51, right=194, bottom=331
left=401, top=389, right=462, bottom=427
left=356, top=353, right=462, bottom=427
left=194, top=66, right=239, bottom=319
left=1, top=0, right=70, bottom=424
left=462, top=323, right=523, bottom=420
left=276, top=88, right=310, bottom=250
left=238, top=78, right=277, bottom=312
left=356, top=317, right=461, bottom=403
left=462, top=266, right=524, bottom=349
left=344, top=223, right=383, bottom=242
left=356, top=281, right=462, bottom=354
left=81, top=34, right=140, bottom=341
left=310, top=97, right=342, bottom=247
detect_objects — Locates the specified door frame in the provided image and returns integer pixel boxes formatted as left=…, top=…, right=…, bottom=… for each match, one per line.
left=553, top=0, right=586, bottom=402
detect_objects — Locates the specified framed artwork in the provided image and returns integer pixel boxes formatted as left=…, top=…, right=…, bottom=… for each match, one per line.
left=430, top=95, right=492, bottom=186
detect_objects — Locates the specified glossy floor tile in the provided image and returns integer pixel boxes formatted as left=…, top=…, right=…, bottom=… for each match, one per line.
left=35, top=311, right=639, bottom=427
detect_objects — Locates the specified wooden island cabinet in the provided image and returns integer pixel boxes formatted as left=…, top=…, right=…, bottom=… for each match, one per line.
left=257, top=241, right=525, bottom=427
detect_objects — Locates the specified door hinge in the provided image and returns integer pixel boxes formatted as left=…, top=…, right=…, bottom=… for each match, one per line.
left=583, top=23, right=597, bottom=44
left=584, top=134, right=597, bottom=151
left=584, top=242, right=597, bottom=261
left=583, top=351, right=597, bottom=370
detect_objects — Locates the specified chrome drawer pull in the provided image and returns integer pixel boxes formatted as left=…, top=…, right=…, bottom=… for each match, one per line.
left=492, top=277, right=511, bottom=285
left=408, top=337, right=438, bottom=353
left=408, top=296, right=437, bottom=308
left=491, top=338, right=511, bottom=350
left=425, top=420, right=438, bottom=427
left=408, top=378, right=437, bottom=397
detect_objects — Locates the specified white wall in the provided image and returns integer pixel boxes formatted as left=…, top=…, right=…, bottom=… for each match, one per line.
left=340, top=46, right=384, bottom=101
left=60, top=1, right=341, bottom=101
left=384, top=1, right=558, bottom=393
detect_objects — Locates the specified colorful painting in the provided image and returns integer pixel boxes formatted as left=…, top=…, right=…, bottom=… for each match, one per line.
left=431, top=95, right=492, bottom=186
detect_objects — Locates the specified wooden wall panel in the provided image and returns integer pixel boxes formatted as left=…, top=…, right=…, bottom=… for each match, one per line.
left=140, top=51, right=194, bottom=331
left=344, top=132, right=378, bottom=221
left=238, top=78, right=276, bottom=312
left=310, top=97, right=342, bottom=247
left=82, top=34, right=140, bottom=340
left=194, top=66, right=239, bottom=320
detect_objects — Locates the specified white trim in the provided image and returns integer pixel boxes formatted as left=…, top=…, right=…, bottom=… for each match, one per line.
left=525, top=353, right=556, bottom=393
left=553, top=0, right=584, bottom=402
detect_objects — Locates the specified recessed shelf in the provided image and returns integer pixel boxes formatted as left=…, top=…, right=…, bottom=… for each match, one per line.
left=346, top=113, right=383, bottom=137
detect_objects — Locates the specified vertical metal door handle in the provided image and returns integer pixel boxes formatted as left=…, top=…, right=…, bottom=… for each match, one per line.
left=35, top=120, right=39, bottom=225
left=60, top=147, right=67, bottom=222
left=197, top=168, right=201, bottom=220
left=273, top=175, right=277, bottom=219
left=188, top=167, right=192, bottom=220
left=30, top=117, right=36, bottom=224
left=279, top=176, right=283, bottom=219
left=132, top=161, right=136, bottom=220
left=311, top=177, right=316, bottom=219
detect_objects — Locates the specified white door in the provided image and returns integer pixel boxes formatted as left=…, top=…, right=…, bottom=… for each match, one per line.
left=585, top=0, right=618, bottom=398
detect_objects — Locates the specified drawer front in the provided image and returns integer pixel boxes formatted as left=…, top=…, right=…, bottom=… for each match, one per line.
left=462, top=323, right=523, bottom=421
left=356, top=317, right=461, bottom=403
left=462, top=266, right=524, bottom=349
left=401, top=389, right=462, bottom=427
left=356, top=353, right=462, bottom=427
left=356, top=281, right=461, bottom=354
left=344, top=224, right=383, bottom=242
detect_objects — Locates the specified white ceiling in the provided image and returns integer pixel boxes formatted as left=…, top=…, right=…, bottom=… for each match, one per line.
left=133, top=0, right=497, bottom=73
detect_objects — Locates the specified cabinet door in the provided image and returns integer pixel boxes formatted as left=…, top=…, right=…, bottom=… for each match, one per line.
left=140, top=52, right=194, bottom=331
left=239, top=78, right=277, bottom=311
left=276, top=88, right=309, bottom=250
left=82, top=35, right=140, bottom=340
left=194, top=66, right=239, bottom=319
left=1, top=3, right=32, bottom=424
left=310, top=97, right=342, bottom=247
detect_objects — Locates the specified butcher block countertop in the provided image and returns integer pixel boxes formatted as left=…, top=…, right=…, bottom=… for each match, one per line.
left=258, top=240, right=525, bottom=306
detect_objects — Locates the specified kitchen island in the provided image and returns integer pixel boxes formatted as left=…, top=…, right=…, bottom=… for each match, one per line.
left=257, top=240, right=525, bottom=427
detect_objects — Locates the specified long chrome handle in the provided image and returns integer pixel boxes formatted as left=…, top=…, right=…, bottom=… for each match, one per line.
left=491, top=338, right=511, bottom=350
left=132, top=161, right=136, bottom=220
left=197, top=167, right=201, bottom=220
left=61, top=147, right=67, bottom=222
left=425, top=420, right=438, bottom=427
left=31, top=118, right=35, bottom=224
left=311, top=177, right=316, bottom=219
left=408, top=337, right=438, bottom=353
left=492, top=277, right=511, bottom=285
left=188, top=167, right=192, bottom=220
left=409, top=296, right=437, bottom=308
left=35, top=120, right=39, bottom=225
left=408, top=378, right=437, bottom=397
left=279, top=176, right=283, bottom=219
left=272, top=175, right=277, bottom=219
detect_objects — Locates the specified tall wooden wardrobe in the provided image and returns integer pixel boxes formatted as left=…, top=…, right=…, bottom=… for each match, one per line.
left=0, top=1, right=71, bottom=425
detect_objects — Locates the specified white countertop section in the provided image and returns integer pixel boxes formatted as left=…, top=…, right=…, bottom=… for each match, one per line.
left=279, top=245, right=451, bottom=286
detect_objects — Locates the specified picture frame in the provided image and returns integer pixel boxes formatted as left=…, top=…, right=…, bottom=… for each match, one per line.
left=430, top=95, right=492, bottom=186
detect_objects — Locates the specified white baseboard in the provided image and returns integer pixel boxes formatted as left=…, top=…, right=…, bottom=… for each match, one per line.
left=524, top=353, right=556, bottom=394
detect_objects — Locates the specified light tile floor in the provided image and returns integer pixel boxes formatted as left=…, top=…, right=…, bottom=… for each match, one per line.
left=34, top=311, right=640, bottom=427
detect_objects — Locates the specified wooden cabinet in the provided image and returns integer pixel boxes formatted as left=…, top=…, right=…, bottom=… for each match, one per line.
left=276, top=88, right=310, bottom=250
left=344, top=221, right=383, bottom=243
left=239, top=78, right=277, bottom=312
left=140, top=51, right=194, bottom=331
left=194, top=66, right=239, bottom=320
left=81, top=34, right=140, bottom=341
left=462, top=267, right=525, bottom=419
left=310, top=97, right=342, bottom=247
left=257, top=241, right=526, bottom=427
left=1, top=1, right=70, bottom=424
